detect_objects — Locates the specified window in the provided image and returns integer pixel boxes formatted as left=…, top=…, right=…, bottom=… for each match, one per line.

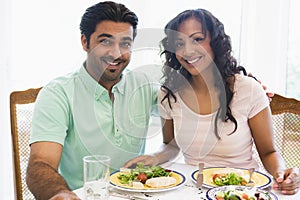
left=287, top=0, right=300, bottom=98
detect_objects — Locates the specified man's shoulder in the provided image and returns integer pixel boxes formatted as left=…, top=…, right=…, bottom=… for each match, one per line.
left=44, top=69, right=79, bottom=91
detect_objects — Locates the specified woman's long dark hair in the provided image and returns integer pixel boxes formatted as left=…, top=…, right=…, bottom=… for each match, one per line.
left=160, top=9, right=247, bottom=139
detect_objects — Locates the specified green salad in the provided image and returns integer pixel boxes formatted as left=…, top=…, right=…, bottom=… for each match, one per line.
left=215, top=188, right=271, bottom=200
left=117, top=163, right=172, bottom=184
left=213, top=173, right=247, bottom=186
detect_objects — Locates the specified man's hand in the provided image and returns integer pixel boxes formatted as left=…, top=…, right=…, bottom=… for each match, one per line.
left=49, top=190, right=81, bottom=200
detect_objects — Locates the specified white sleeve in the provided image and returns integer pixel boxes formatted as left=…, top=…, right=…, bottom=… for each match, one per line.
left=248, top=78, right=270, bottom=118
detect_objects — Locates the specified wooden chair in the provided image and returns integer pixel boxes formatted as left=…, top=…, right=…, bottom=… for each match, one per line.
left=254, top=93, right=300, bottom=172
left=10, top=87, right=42, bottom=200
left=270, top=93, right=300, bottom=168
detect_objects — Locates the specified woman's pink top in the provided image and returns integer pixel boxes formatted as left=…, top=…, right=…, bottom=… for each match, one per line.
left=159, top=74, right=269, bottom=169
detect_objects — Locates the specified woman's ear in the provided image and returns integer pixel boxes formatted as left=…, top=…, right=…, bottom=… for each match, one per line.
left=81, top=34, right=88, bottom=51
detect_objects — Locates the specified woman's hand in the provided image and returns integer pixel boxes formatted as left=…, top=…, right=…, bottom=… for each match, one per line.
left=124, top=155, right=159, bottom=168
left=272, top=168, right=300, bottom=195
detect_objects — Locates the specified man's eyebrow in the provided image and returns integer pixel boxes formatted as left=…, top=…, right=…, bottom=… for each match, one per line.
left=122, top=36, right=133, bottom=41
left=97, top=33, right=113, bottom=39
left=96, top=34, right=133, bottom=41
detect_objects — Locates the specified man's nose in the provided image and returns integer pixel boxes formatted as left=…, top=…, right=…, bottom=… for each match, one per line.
left=108, top=44, right=122, bottom=58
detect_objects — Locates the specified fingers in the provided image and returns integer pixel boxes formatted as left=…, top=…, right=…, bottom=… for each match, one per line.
left=124, top=155, right=158, bottom=168
left=124, top=156, right=147, bottom=168
left=266, top=92, right=274, bottom=97
left=49, top=190, right=81, bottom=200
left=275, top=171, right=285, bottom=183
left=273, top=168, right=300, bottom=195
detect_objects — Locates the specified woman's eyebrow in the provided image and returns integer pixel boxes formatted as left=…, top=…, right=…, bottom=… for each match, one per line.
left=189, top=32, right=204, bottom=38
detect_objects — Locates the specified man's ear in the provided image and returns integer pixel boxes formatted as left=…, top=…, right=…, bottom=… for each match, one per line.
left=81, top=34, right=88, bottom=51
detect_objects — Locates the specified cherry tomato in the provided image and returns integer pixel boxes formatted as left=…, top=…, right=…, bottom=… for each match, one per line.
left=242, top=193, right=249, bottom=199
left=137, top=173, right=148, bottom=184
left=213, top=174, right=221, bottom=181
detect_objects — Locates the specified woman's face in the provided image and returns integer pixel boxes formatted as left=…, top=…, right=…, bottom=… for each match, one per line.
left=174, top=17, right=214, bottom=76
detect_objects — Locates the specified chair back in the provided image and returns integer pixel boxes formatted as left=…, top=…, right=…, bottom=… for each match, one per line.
left=270, top=93, right=300, bottom=168
left=10, top=87, right=42, bottom=200
left=254, top=93, right=300, bottom=172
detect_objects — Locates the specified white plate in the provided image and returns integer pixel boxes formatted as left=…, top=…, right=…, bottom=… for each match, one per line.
left=206, top=185, right=278, bottom=200
left=110, top=170, right=186, bottom=193
left=191, top=167, right=272, bottom=189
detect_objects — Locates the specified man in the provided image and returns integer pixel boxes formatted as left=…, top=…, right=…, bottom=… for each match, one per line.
left=26, top=1, right=158, bottom=199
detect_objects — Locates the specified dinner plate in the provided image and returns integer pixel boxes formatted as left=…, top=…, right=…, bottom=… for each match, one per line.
left=191, top=167, right=272, bottom=189
left=206, top=185, right=278, bottom=200
left=110, top=170, right=187, bottom=192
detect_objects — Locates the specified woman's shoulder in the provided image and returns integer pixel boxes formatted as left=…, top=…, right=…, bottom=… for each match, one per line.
left=233, top=74, right=261, bottom=92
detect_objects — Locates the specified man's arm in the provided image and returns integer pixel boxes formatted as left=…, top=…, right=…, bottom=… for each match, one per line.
left=26, top=142, right=79, bottom=200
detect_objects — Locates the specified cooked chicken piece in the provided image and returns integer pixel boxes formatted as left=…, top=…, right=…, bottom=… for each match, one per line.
left=145, top=177, right=176, bottom=188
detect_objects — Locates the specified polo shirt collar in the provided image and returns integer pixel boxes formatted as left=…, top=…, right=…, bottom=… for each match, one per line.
left=78, top=63, right=127, bottom=99
left=112, top=70, right=127, bottom=95
left=78, top=64, right=107, bottom=100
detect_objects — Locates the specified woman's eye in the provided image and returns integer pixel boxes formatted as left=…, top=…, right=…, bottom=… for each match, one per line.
left=175, top=41, right=184, bottom=49
left=193, top=37, right=204, bottom=43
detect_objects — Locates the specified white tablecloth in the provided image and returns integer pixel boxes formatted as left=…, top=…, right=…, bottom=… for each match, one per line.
left=73, top=162, right=300, bottom=200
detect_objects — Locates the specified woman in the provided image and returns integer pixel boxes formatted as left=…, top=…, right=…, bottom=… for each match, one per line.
left=125, top=8, right=299, bottom=195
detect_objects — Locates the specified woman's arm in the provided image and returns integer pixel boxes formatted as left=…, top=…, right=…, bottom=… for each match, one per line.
left=249, top=107, right=285, bottom=175
left=249, top=107, right=299, bottom=195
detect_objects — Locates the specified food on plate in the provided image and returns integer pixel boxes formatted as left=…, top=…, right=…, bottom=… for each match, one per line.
left=212, top=172, right=247, bottom=186
left=117, top=162, right=173, bottom=188
left=132, top=181, right=144, bottom=189
left=137, top=173, right=148, bottom=184
left=145, top=177, right=177, bottom=188
left=214, top=187, right=272, bottom=200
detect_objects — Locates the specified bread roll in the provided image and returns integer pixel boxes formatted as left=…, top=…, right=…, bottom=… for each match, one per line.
left=145, top=177, right=177, bottom=188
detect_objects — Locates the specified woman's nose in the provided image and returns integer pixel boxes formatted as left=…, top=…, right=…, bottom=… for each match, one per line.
left=182, top=41, right=196, bottom=57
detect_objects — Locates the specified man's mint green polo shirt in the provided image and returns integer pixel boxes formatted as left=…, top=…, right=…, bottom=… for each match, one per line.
left=30, top=65, right=158, bottom=190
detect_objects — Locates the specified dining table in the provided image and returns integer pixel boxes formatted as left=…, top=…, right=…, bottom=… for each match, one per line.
left=73, top=162, right=300, bottom=200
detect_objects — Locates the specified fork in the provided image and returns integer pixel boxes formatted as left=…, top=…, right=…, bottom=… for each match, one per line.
left=196, top=163, right=204, bottom=188
left=110, top=192, right=150, bottom=200
left=246, top=168, right=255, bottom=187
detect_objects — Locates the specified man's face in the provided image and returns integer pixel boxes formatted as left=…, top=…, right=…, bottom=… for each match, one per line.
left=82, top=21, right=134, bottom=86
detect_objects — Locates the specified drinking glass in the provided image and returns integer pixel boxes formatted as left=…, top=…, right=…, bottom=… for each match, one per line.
left=83, top=155, right=111, bottom=200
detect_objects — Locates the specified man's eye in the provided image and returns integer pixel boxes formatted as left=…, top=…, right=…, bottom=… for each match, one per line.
left=120, top=41, right=132, bottom=48
left=100, top=39, right=112, bottom=46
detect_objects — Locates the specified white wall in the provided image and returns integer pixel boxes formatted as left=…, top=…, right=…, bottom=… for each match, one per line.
left=0, top=0, right=14, bottom=198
